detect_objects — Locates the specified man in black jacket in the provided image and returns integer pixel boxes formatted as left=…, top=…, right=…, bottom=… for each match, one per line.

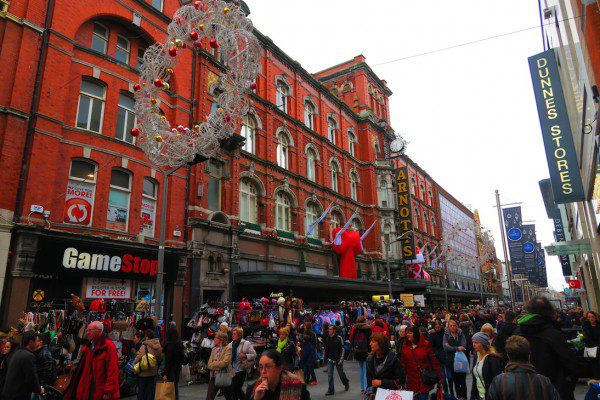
left=493, top=310, right=517, bottom=359
left=323, top=325, right=349, bottom=395
left=2, top=331, right=44, bottom=400
left=515, top=296, right=577, bottom=400
left=487, top=335, right=561, bottom=400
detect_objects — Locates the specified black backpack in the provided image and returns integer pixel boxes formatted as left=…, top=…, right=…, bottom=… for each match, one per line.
left=353, top=330, right=369, bottom=353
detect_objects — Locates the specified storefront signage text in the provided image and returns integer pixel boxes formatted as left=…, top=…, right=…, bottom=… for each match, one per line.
left=396, top=167, right=416, bottom=260
left=63, top=247, right=158, bottom=277
left=528, top=49, right=585, bottom=204
left=85, top=278, right=132, bottom=299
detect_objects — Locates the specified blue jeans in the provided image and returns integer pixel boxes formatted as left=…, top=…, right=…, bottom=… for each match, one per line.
left=327, top=360, right=349, bottom=394
left=358, top=360, right=367, bottom=391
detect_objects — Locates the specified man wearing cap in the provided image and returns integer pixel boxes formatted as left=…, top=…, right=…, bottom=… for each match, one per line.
left=64, top=321, right=120, bottom=400
left=470, top=332, right=504, bottom=400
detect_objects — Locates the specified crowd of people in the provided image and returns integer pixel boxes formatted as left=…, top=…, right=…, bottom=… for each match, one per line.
left=0, top=296, right=597, bottom=400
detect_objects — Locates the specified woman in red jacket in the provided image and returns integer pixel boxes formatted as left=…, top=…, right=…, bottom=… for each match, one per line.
left=401, top=326, right=442, bottom=400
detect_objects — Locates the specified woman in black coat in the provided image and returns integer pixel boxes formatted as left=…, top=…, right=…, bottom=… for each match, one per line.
left=366, top=332, right=405, bottom=396
left=161, top=327, right=185, bottom=400
left=583, top=311, right=600, bottom=378
left=0, top=340, right=17, bottom=393
left=429, top=320, right=449, bottom=395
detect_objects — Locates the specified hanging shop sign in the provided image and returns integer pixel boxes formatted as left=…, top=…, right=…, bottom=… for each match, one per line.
left=528, top=49, right=585, bottom=204
left=502, top=207, right=526, bottom=275
left=64, top=181, right=95, bottom=226
left=372, top=295, right=390, bottom=302
left=536, top=242, right=548, bottom=287
left=396, top=167, right=416, bottom=260
left=400, top=293, right=414, bottom=307
left=84, top=278, right=133, bottom=299
left=545, top=239, right=592, bottom=256
left=33, top=237, right=179, bottom=282
left=413, top=294, right=426, bottom=307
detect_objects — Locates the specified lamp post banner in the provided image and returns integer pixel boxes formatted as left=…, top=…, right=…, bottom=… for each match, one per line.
left=502, top=206, right=526, bottom=275
left=522, top=224, right=537, bottom=283
left=536, top=242, right=548, bottom=287
left=528, top=49, right=585, bottom=204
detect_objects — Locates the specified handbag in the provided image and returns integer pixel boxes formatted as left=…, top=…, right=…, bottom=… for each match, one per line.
left=408, top=348, right=438, bottom=386
left=134, top=345, right=158, bottom=374
left=124, top=359, right=136, bottom=376
left=54, top=373, right=72, bottom=393
left=180, top=364, right=191, bottom=383
left=584, top=346, right=599, bottom=358
left=154, top=381, right=176, bottom=400
left=215, top=371, right=232, bottom=388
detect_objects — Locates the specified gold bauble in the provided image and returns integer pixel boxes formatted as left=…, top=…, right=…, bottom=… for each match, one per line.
left=199, top=24, right=205, bottom=30
left=223, top=7, right=230, bottom=13
left=155, top=135, right=163, bottom=142
left=151, top=98, right=157, bottom=104
left=166, top=67, right=174, bottom=75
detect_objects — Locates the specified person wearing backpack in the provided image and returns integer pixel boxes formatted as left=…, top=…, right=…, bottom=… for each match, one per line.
left=134, top=330, right=163, bottom=400
left=349, top=316, right=371, bottom=395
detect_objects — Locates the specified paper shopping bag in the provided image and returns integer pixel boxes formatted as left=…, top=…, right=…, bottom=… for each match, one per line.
left=180, top=364, right=191, bottom=383
left=374, top=388, right=413, bottom=400
left=154, top=381, right=175, bottom=400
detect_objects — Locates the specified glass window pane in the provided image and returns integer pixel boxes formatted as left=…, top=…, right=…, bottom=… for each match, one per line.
left=91, top=36, right=106, bottom=53
left=81, top=81, right=104, bottom=98
left=207, top=177, right=220, bottom=211
left=77, top=96, right=91, bottom=128
left=111, top=170, right=130, bottom=189
left=119, top=94, right=134, bottom=110
left=124, top=111, right=134, bottom=143
left=93, top=23, right=107, bottom=37
left=116, top=108, right=126, bottom=140
left=117, top=36, right=129, bottom=49
left=89, top=99, right=103, bottom=132
left=143, top=179, right=156, bottom=197
left=152, top=0, right=163, bottom=11
left=70, top=160, right=95, bottom=179
left=115, top=49, right=128, bottom=64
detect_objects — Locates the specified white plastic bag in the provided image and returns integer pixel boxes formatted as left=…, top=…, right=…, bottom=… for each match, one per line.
left=374, top=388, right=413, bottom=400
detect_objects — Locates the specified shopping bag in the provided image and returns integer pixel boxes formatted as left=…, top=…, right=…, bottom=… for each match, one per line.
left=215, top=372, right=232, bottom=388
left=180, top=364, right=191, bottom=383
left=374, top=388, right=413, bottom=400
left=584, top=346, right=598, bottom=358
left=154, top=381, right=175, bottom=400
left=453, top=351, right=469, bottom=374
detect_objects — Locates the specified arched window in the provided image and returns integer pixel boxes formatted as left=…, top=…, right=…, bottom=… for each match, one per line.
left=347, top=131, right=357, bottom=157
left=305, top=202, right=320, bottom=238
left=330, top=161, right=340, bottom=192
left=91, top=22, right=108, bottom=54
left=107, top=168, right=131, bottom=232
left=66, top=159, right=97, bottom=226
left=327, top=118, right=337, bottom=144
left=275, top=81, right=289, bottom=113
left=428, top=190, right=434, bottom=206
left=240, top=179, right=258, bottom=224
left=276, top=132, right=290, bottom=168
left=352, top=219, right=363, bottom=233
left=414, top=207, right=420, bottom=230
left=350, top=171, right=359, bottom=201
left=411, top=178, right=417, bottom=195
left=77, top=79, right=106, bottom=133
left=423, top=212, right=429, bottom=234
left=275, top=192, right=291, bottom=231
left=382, top=224, right=391, bottom=252
left=116, top=93, right=136, bottom=144
left=431, top=220, right=436, bottom=236
left=240, top=114, right=256, bottom=154
left=304, top=101, right=315, bottom=130
left=420, top=184, right=425, bottom=199
left=330, top=211, right=343, bottom=232
left=140, top=177, right=158, bottom=237
left=306, top=148, right=317, bottom=182
left=115, top=35, right=130, bottom=64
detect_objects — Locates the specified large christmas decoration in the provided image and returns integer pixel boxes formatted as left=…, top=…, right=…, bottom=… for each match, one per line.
left=331, top=227, right=362, bottom=279
left=133, top=0, right=261, bottom=166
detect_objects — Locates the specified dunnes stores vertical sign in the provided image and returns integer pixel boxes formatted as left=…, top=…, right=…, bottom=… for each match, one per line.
left=396, top=167, right=416, bottom=260
left=528, top=49, right=584, bottom=204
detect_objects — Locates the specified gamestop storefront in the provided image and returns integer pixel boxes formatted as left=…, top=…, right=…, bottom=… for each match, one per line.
left=3, top=227, right=185, bottom=324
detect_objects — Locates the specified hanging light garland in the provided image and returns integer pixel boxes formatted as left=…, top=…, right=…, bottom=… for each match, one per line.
left=133, top=0, right=261, bottom=167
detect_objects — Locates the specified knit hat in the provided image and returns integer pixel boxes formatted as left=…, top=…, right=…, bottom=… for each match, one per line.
left=472, top=332, right=490, bottom=348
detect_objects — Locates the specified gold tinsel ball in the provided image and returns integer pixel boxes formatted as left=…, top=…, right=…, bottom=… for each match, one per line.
left=175, top=39, right=184, bottom=48
left=217, top=107, right=223, bottom=112
left=176, top=133, right=182, bottom=137
left=199, top=24, right=205, bottom=30
left=163, top=82, right=170, bottom=90
left=234, top=5, right=239, bottom=9
left=155, top=135, right=163, bottom=142
left=151, top=98, right=157, bottom=104
left=160, top=116, right=167, bottom=120
left=166, top=67, right=174, bottom=75
left=194, top=124, right=200, bottom=130
left=223, top=7, right=230, bottom=13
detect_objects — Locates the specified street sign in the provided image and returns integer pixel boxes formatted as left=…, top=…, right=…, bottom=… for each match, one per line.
left=545, top=239, right=592, bottom=256
left=400, top=293, right=414, bottom=307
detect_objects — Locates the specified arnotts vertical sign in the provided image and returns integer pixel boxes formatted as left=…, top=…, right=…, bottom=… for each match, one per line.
left=396, top=167, right=416, bottom=260
left=528, top=49, right=585, bottom=204
left=503, top=206, right=525, bottom=275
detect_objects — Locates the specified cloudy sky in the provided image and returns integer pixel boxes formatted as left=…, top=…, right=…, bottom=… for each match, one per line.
left=245, top=0, right=567, bottom=291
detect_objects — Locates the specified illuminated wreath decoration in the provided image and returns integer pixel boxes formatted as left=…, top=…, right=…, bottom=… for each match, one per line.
left=133, top=0, right=261, bottom=167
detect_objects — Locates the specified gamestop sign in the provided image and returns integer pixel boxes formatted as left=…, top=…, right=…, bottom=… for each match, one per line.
left=85, top=278, right=132, bottom=299
left=62, top=247, right=158, bottom=278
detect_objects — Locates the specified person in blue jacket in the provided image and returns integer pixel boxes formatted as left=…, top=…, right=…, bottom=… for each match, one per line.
left=299, top=324, right=318, bottom=386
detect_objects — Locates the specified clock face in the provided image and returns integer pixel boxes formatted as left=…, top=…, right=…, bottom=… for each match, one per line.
left=390, top=138, right=406, bottom=153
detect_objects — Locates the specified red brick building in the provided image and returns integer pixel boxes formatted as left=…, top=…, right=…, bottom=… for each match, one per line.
left=0, top=0, right=426, bottom=325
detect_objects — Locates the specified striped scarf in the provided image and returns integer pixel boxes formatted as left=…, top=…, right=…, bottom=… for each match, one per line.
left=253, top=371, right=303, bottom=400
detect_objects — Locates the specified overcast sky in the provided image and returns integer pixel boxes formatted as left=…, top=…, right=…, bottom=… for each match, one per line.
left=245, top=0, right=567, bottom=291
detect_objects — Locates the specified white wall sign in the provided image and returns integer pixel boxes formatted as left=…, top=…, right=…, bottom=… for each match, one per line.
left=84, top=278, right=132, bottom=299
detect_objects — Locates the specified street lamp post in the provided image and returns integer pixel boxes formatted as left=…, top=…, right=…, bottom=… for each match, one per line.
left=495, top=190, right=517, bottom=307
left=385, top=231, right=414, bottom=300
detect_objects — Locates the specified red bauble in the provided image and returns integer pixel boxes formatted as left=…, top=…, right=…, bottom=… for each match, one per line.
left=154, top=79, right=163, bottom=87
left=133, top=83, right=141, bottom=92
left=250, top=82, right=257, bottom=90
left=209, top=38, right=218, bottom=48
left=190, top=31, right=199, bottom=41
left=194, top=0, right=201, bottom=9
left=223, top=114, right=231, bottom=122
left=194, top=41, right=202, bottom=49
left=130, top=128, right=140, bottom=137
left=169, top=47, right=177, bottom=57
